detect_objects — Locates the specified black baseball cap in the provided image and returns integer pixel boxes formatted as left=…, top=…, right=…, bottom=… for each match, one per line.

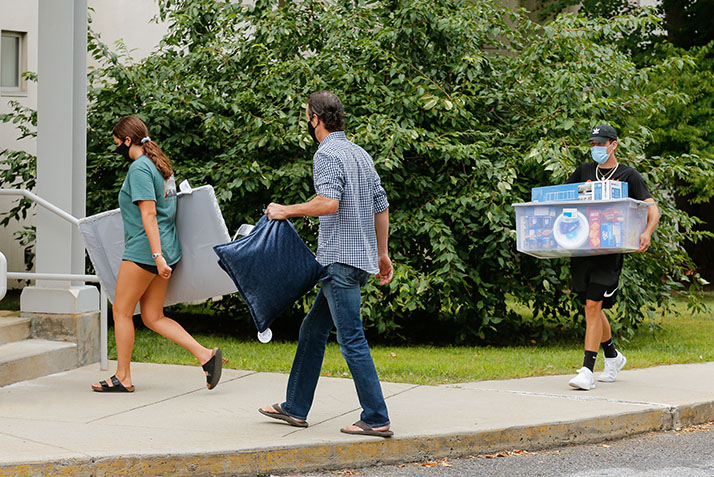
left=586, top=124, right=618, bottom=143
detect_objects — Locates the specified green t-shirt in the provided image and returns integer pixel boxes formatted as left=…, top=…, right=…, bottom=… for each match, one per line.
left=119, top=155, right=181, bottom=266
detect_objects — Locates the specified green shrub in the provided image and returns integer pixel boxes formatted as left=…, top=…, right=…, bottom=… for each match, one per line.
left=3, top=0, right=710, bottom=343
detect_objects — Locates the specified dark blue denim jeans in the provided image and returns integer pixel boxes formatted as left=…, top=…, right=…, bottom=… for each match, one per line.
left=282, top=262, right=390, bottom=427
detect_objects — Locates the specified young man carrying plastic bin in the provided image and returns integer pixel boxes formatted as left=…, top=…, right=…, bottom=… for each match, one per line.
left=566, top=124, right=660, bottom=390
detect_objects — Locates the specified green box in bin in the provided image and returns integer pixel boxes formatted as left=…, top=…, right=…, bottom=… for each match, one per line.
left=512, top=198, right=651, bottom=258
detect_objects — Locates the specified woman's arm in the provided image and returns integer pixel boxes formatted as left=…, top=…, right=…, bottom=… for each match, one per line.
left=138, top=200, right=172, bottom=278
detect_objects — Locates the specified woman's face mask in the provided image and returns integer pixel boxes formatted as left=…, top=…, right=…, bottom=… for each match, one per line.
left=115, top=138, right=131, bottom=161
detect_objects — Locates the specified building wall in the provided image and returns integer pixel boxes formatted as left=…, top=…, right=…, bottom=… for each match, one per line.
left=87, top=0, right=168, bottom=68
left=0, top=0, right=166, bottom=287
left=0, top=0, right=38, bottom=286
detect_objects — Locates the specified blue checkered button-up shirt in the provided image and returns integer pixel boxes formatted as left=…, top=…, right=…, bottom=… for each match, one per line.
left=313, top=131, right=389, bottom=274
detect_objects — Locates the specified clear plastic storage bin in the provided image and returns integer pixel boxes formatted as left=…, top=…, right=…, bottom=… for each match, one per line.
left=513, top=198, right=651, bottom=258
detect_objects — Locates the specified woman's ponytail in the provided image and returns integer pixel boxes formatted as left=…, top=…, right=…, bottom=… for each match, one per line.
left=142, top=140, right=174, bottom=179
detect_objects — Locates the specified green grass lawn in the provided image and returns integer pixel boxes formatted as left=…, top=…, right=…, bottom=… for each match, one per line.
left=0, top=289, right=21, bottom=311
left=113, top=297, right=714, bottom=385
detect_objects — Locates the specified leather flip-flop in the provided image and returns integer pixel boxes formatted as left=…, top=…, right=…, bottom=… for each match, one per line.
left=202, top=347, right=223, bottom=390
left=258, top=403, right=308, bottom=428
left=92, top=375, right=135, bottom=393
left=340, top=420, right=393, bottom=438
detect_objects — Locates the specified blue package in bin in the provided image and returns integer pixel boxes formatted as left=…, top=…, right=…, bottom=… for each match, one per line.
left=601, top=222, right=622, bottom=248
left=532, top=181, right=628, bottom=202
left=539, top=236, right=556, bottom=249
left=592, top=181, right=628, bottom=200
left=531, top=183, right=581, bottom=202
left=529, top=216, right=554, bottom=229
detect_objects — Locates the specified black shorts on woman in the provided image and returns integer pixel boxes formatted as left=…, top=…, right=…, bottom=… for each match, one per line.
left=130, top=259, right=180, bottom=275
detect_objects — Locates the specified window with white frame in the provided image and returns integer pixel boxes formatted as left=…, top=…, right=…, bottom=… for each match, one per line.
left=1, top=31, right=26, bottom=94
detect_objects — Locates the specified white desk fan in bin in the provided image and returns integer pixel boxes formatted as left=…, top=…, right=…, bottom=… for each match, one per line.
left=553, top=208, right=589, bottom=249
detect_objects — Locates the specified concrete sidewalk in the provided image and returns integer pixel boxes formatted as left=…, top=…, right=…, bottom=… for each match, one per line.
left=1, top=361, right=713, bottom=476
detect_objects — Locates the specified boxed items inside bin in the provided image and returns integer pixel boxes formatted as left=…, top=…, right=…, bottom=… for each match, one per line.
left=531, top=180, right=628, bottom=203
left=513, top=198, right=651, bottom=258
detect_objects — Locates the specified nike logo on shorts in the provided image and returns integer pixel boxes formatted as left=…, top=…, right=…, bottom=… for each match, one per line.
left=603, top=287, right=618, bottom=298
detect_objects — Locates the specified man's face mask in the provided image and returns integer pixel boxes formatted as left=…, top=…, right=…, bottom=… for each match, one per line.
left=115, top=139, right=131, bottom=161
left=307, top=114, right=318, bottom=144
left=590, top=143, right=613, bottom=164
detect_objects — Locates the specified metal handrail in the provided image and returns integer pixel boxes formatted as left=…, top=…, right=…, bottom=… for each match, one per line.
left=0, top=189, right=108, bottom=370
left=0, top=189, right=79, bottom=225
left=8, top=272, right=98, bottom=282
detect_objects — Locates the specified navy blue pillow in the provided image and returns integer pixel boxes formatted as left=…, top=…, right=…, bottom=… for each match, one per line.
left=213, top=215, right=328, bottom=333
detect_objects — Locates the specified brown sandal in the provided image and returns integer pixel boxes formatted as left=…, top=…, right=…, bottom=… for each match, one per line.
left=340, top=420, right=393, bottom=438
left=258, top=403, right=308, bottom=428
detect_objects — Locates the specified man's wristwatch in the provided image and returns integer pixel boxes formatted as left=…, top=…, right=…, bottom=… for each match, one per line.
left=152, top=252, right=163, bottom=260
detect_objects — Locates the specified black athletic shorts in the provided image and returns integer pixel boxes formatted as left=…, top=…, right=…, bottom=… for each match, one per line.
left=577, top=283, right=619, bottom=309
left=571, top=254, right=622, bottom=310
left=130, top=260, right=179, bottom=275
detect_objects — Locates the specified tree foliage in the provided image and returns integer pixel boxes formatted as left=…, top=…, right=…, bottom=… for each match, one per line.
left=642, top=42, right=714, bottom=282
left=0, top=72, right=38, bottom=270
left=79, top=0, right=713, bottom=342
left=3, top=0, right=711, bottom=342
left=538, top=0, right=714, bottom=49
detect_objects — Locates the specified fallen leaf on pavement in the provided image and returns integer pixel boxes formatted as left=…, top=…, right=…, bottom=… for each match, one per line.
left=676, top=421, right=714, bottom=434
left=480, top=449, right=535, bottom=459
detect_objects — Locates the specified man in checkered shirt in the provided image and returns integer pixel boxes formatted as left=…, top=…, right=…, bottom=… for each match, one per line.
left=260, top=91, right=394, bottom=438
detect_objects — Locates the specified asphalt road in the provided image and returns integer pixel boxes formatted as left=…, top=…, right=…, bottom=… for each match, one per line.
left=289, top=422, right=714, bottom=477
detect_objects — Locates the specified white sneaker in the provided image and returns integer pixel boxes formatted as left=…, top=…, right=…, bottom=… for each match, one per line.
left=598, top=351, right=626, bottom=382
left=569, top=367, right=595, bottom=390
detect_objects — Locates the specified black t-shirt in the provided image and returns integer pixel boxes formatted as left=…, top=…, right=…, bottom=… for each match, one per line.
left=565, top=162, right=652, bottom=290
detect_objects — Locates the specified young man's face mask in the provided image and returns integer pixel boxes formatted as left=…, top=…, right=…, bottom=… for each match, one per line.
left=590, top=142, right=614, bottom=164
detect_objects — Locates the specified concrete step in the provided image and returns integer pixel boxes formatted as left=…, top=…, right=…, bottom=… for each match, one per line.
left=0, top=315, right=31, bottom=346
left=0, top=339, right=78, bottom=388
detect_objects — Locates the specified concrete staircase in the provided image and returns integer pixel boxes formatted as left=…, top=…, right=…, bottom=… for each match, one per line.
left=0, top=311, right=85, bottom=387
